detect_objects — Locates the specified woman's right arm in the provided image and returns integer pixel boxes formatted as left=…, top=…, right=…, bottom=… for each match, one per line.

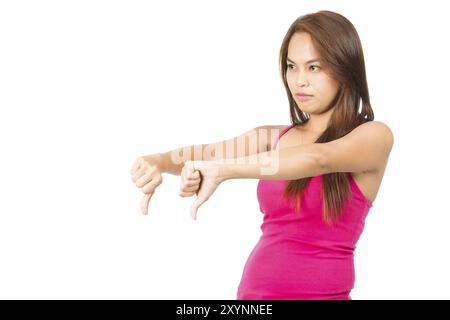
left=130, top=125, right=280, bottom=214
left=145, top=125, right=277, bottom=176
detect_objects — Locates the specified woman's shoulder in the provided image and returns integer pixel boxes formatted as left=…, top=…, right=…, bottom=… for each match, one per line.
left=355, top=120, right=394, bottom=142
left=358, top=120, right=392, bottom=131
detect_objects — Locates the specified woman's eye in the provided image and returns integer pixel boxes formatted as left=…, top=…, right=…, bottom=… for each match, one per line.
left=286, top=64, right=321, bottom=71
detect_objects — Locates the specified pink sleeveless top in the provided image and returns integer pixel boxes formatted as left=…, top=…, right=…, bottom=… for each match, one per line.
left=236, top=124, right=373, bottom=300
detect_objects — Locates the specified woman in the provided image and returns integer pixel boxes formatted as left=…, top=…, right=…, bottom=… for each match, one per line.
left=130, top=10, right=394, bottom=300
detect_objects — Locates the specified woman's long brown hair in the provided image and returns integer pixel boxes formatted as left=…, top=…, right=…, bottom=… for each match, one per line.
left=278, top=10, right=374, bottom=226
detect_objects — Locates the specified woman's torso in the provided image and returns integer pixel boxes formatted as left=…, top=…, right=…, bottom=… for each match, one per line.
left=236, top=123, right=382, bottom=300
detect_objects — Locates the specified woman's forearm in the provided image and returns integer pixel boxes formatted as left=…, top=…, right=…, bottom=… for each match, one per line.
left=148, top=144, right=206, bottom=176
left=213, top=143, right=326, bottom=181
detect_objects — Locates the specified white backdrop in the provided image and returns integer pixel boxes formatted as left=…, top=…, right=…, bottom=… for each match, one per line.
left=1, top=0, right=449, bottom=299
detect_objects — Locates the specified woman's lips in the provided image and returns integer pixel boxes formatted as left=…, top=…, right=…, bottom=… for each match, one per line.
left=295, top=94, right=313, bottom=102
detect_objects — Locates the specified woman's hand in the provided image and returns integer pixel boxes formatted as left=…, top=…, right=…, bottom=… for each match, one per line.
left=179, top=161, right=201, bottom=198
left=181, top=160, right=225, bottom=220
left=130, top=155, right=164, bottom=215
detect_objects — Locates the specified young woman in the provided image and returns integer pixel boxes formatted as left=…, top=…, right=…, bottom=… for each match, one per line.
left=130, top=10, right=394, bottom=300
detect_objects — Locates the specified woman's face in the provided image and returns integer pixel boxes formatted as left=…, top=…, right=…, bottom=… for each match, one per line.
left=286, top=32, right=340, bottom=114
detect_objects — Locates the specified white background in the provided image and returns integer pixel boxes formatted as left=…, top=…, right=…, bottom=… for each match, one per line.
left=1, top=0, right=449, bottom=299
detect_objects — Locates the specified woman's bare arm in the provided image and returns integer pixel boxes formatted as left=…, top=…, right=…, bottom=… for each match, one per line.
left=148, top=125, right=280, bottom=176
left=212, top=143, right=326, bottom=181
left=212, top=121, right=393, bottom=181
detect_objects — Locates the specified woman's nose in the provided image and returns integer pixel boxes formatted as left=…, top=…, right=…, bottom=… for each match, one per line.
left=295, top=71, right=309, bottom=87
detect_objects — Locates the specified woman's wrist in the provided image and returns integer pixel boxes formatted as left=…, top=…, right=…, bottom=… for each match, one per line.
left=209, top=157, right=265, bottom=181
left=209, top=159, right=235, bottom=182
left=143, top=153, right=165, bottom=170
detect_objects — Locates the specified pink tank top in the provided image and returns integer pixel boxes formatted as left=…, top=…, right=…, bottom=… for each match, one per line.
left=236, top=124, right=373, bottom=300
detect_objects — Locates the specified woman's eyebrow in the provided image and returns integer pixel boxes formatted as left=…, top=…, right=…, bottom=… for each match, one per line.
left=287, top=57, right=320, bottom=64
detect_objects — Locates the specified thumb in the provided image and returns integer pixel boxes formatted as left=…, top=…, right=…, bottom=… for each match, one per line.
left=190, top=196, right=206, bottom=221
left=141, top=193, right=153, bottom=215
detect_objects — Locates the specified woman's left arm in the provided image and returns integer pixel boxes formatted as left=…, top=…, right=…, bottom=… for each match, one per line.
left=212, top=143, right=325, bottom=181
left=214, top=121, right=394, bottom=181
